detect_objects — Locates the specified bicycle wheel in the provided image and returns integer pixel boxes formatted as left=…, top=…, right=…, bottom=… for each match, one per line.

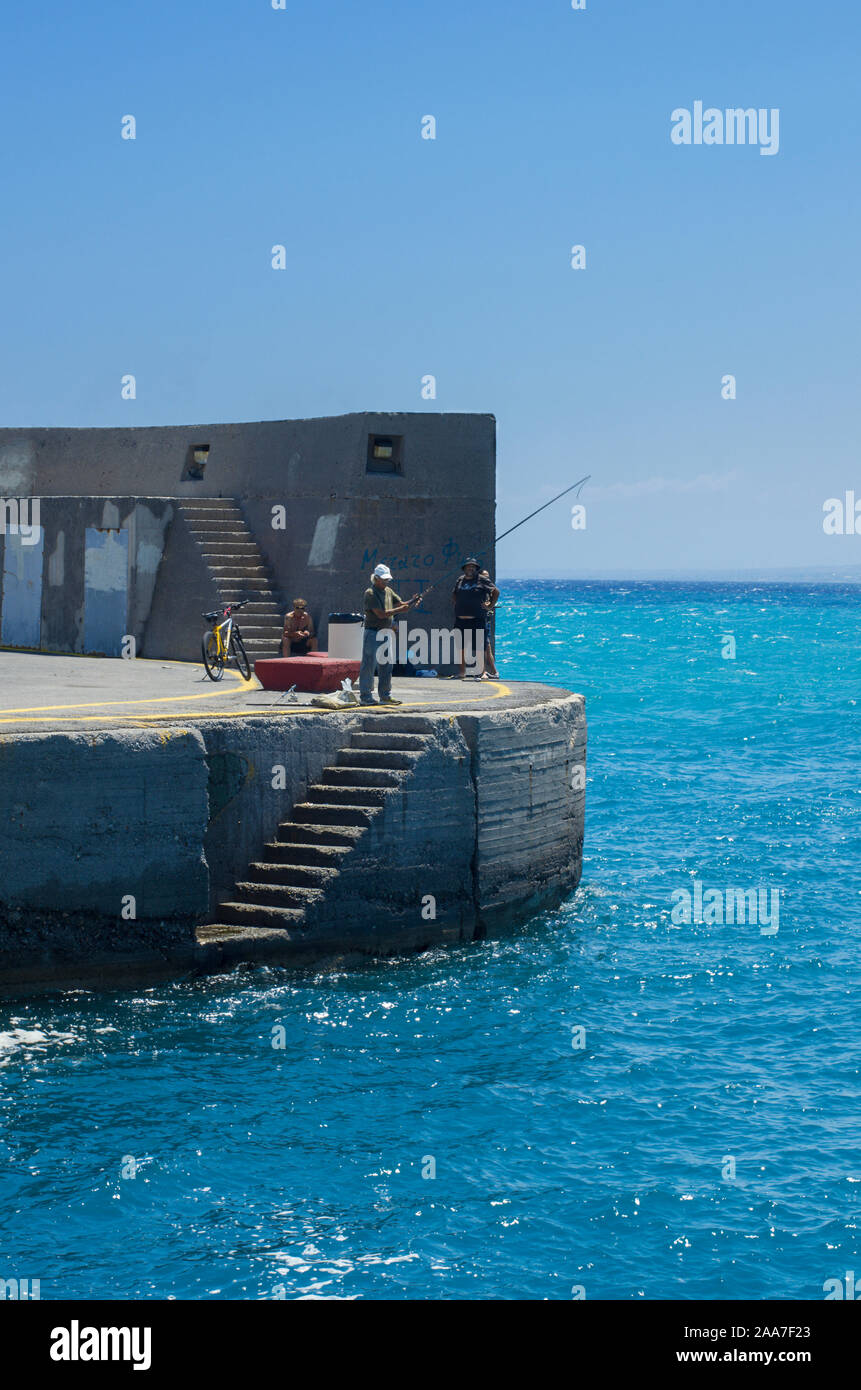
left=202, top=629, right=225, bottom=681
left=231, top=630, right=251, bottom=680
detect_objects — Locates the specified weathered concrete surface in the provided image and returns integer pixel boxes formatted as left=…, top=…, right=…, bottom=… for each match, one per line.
left=0, top=727, right=208, bottom=915
left=0, top=728, right=208, bottom=970
left=298, top=717, right=478, bottom=946
left=0, top=650, right=564, bottom=731
left=0, top=497, right=175, bottom=657
left=0, top=667, right=586, bottom=996
left=0, top=412, right=496, bottom=660
left=460, top=696, right=587, bottom=926
left=142, top=505, right=222, bottom=663
left=0, top=651, right=255, bottom=732
left=200, top=714, right=359, bottom=914
left=0, top=413, right=493, bottom=503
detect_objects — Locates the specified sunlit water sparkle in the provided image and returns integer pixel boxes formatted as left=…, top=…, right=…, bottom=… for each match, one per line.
left=1, top=581, right=858, bottom=1299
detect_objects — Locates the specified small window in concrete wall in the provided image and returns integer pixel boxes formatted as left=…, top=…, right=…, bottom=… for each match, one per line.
left=84, top=528, right=129, bottom=656
left=367, top=435, right=403, bottom=474
left=1, top=527, right=44, bottom=648
left=184, top=444, right=210, bottom=480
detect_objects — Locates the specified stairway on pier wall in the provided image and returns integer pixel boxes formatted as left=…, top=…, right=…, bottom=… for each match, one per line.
left=211, top=715, right=478, bottom=952
left=200, top=697, right=586, bottom=960
left=142, top=506, right=221, bottom=662
left=176, top=499, right=285, bottom=665
left=0, top=695, right=586, bottom=984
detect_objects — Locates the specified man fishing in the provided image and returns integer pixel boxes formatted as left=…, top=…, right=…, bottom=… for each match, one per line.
left=360, top=563, right=421, bottom=706
left=452, top=559, right=499, bottom=679
left=358, top=475, right=589, bottom=696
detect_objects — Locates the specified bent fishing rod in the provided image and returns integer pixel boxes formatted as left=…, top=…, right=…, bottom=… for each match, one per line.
left=404, top=473, right=591, bottom=606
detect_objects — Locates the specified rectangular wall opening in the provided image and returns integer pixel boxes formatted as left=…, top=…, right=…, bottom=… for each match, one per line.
left=366, top=435, right=404, bottom=474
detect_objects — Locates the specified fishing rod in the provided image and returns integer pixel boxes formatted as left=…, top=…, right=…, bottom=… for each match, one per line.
left=495, top=473, right=590, bottom=545
left=409, top=473, right=591, bottom=605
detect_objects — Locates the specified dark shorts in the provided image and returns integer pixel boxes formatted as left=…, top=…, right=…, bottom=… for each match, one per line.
left=454, top=614, right=485, bottom=632
left=289, top=638, right=310, bottom=655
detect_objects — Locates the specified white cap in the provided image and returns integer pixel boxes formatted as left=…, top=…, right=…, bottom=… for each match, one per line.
left=372, top=563, right=393, bottom=580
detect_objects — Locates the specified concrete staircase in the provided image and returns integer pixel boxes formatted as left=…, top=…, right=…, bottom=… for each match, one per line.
left=213, top=719, right=434, bottom=933
left=178, top=498, right=284, bottom=665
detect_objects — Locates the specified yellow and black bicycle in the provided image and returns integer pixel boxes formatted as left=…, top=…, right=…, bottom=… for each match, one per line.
left=201, top=601, right=251, bottom=681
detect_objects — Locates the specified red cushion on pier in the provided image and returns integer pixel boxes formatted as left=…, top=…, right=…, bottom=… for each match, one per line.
left=254, top=654, right=361, bottom=693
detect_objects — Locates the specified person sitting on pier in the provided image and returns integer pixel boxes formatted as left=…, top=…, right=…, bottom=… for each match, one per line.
left=452, top=559, right=499, bottom=679
left=282, top=599, right=317, bottom=657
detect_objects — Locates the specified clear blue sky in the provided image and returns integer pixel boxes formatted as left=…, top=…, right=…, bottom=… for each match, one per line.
left=1, top=0, right=858, bottom=573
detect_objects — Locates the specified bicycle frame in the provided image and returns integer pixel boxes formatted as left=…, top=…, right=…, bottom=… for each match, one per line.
left=202, top=601, right=247, bottom=681
left=213, top=612, right=234, bottom=659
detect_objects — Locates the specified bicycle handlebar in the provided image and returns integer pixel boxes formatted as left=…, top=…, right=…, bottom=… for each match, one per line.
left=202, top=600, right=248, bottom=619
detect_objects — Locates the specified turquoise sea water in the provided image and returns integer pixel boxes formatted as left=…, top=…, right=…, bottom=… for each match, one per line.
left=1, top=581, right=859, bottom=1301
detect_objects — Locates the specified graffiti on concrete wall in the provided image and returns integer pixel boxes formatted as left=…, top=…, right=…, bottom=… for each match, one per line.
left=359, top=538, right=476, bottom=611
left=360, top=537, right=466, bottom=572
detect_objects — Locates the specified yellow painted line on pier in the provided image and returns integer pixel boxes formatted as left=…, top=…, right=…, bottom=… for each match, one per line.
left=123, top=679, right=514, bottom=719
left=125, top=678, right=514, bottom=718
left=0, top=679, right=512, bottom=726
left=0, top=667, right=253, bottom=718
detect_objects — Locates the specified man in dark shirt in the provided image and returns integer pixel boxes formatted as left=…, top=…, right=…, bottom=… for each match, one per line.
left=360, top=563, right=419, bottom=705
left=452, top=558, right=500, bottom=679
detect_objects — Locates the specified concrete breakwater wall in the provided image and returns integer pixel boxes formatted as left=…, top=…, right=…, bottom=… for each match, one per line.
left=0, top=691, right=586, bottom=994
left=0, top=412, right=495, bottom=664
left=0, top=496, right=177, bottom=657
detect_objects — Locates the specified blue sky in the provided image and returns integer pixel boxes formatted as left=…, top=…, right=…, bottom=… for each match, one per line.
left=0, top=0, right=858, bottom=573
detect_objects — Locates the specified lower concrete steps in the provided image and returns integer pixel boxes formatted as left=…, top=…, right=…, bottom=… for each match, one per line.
left=336, top=749, right=420, bottom=771
left=217, top=902, right=308, bottom=929
left=200, top=541, right=260, bottom=553
left=208, top=568, right=270, bottom=583
left=207, top=719, right=434, bottom=938
left=290, top=801, right=377, bottom=826
left=281, top=823, right=366, bottom=847
left=215, top=580, right=277, bottom=594
left=232, top=881, right=326, bottom=909
left=320, top=766, right=404, bottom=789
left=352, top=720, right=434, bottom=737
left=244, top=861, right=339, bottom=887
left=242, top=639, right=282, bottom=660
left=263, top=841, right=353, bottom=866
left=350, top=732, right=431, bottom=751
left=305, top=785, right=390, bottom=807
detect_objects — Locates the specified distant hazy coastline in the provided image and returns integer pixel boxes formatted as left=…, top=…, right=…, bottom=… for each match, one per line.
left=498, top=567, right=861, bottom=584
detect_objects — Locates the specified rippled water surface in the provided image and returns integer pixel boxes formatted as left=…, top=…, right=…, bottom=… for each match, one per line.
left=2, top=581, right=859, bottom=1299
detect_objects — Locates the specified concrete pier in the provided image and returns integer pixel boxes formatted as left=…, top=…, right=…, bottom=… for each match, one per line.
left=0, top=654, right=586, bottom=996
